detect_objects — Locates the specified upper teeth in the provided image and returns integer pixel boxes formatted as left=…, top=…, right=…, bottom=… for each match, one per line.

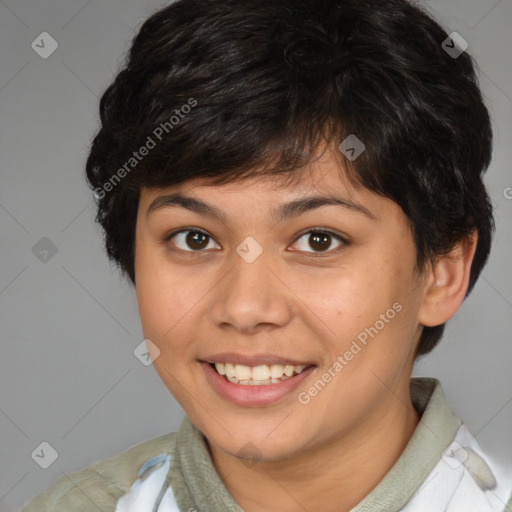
left=214, top=363, right=307, bottom=385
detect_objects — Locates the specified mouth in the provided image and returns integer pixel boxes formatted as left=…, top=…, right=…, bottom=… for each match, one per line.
left=201, top=356, right=316, bottom=407
left=210, top=362, right=311, bottom=386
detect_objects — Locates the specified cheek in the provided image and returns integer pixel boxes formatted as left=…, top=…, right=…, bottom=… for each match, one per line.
left=134, top=255, right=201, bottom=401
left=135, top=241, right=180, bottom=341
left=304, top=258, right=416, bottom=368
left=134, top=244, right=214, bottom=355
left=297, top=262, right=394, bottom=335
left=136, top=277, right=195, bottom=349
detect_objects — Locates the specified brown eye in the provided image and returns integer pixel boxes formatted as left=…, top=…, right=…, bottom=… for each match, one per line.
left=186, top=231, right=209, bottom=250
left=292, top=230, right=346, bottom=254
left=168, top=229, right=220, bottom=252
left=308, top=232, right=331, bottom=252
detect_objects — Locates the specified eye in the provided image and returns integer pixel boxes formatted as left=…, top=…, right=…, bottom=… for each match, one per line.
left=290, top=229, right=347, bottom=254
left=167, top=229, right=221, bottom=252
left=165, top=227, right=348, bottom=255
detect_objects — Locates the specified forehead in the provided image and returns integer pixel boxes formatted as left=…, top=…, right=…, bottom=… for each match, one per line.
left=136, top=147, right=412, bottom=249
left=139, top=146, right=369, bottom=209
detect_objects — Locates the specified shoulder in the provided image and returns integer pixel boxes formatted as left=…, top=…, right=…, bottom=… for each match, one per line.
left=401, top=424, right=512, bottom=512
left=21, top=432, right=177, bottom=512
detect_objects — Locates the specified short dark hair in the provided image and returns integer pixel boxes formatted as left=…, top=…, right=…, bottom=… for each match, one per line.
left=85, top=0, right=494, bottom=356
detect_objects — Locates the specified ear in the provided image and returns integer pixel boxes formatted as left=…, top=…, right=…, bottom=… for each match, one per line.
left=418, top=230, right=478, bottom=327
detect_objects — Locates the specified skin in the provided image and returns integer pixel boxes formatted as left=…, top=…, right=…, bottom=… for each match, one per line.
left=134, top=145, right=477, bottom=512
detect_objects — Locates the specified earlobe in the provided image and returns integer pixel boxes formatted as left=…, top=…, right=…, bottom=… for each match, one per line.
left=418, top=231, right=478, bottom=327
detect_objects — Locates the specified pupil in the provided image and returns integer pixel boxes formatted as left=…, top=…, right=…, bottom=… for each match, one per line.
left=310, top=233, right=330, bottom=251
left=187, top=231, right=207, bottom=249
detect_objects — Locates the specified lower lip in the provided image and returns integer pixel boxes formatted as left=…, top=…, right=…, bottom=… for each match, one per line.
left=202, top=362, right=315, bottom=407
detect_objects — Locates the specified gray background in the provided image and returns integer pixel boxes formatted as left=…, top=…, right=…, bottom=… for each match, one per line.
left=0, top=1, right=511, bottom=511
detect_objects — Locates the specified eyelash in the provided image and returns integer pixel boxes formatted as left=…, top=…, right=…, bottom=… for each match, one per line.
left=164, top=227, right=349, bottom=257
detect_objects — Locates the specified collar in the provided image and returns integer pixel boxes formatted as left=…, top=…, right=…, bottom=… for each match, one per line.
left=351, top=377, right=461, bottom=511
left=169, top=377, right=461, bottom=511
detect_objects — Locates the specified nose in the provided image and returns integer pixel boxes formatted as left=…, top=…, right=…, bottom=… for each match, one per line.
left=208, top=248, right=293, bottom=335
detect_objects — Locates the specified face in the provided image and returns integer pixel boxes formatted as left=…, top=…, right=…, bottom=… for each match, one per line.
left=134, top=147, right=426, bottom=463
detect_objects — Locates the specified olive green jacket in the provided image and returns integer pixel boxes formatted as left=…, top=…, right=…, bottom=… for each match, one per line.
left=22, top=378, right=512, bottom=511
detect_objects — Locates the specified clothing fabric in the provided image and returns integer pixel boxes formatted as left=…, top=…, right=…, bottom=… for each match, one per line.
left=114, top=454, right=179, bottom=512
left=22, top=378, right=512, bottom=512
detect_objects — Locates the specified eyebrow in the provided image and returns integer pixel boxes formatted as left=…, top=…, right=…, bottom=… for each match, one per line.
left=146, top=193, right=376, bottom=223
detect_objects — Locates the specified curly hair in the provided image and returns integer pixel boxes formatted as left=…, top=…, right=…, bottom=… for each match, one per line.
left=85, top=0, right=494, bottom=356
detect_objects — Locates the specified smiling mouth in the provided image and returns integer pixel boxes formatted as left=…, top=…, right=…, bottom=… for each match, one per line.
left=211, top=362, right=312, bottom=385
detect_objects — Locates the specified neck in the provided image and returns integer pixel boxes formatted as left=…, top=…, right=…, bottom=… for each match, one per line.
left=208, top=386, right=420, bottom=512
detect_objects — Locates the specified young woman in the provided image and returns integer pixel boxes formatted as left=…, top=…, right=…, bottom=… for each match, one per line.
left=23, top=1, right=512, bottom=510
